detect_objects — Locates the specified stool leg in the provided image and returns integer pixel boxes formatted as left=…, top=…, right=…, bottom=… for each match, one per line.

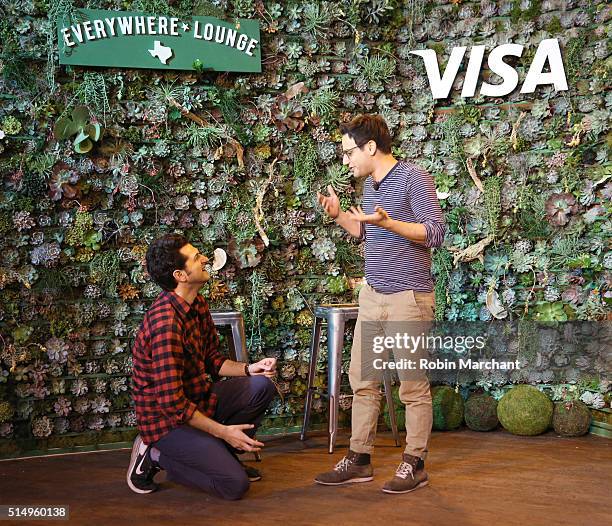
left=230, top=317, right=248, bottom=363
left=383, top=370, right=401, bottom=447
left=300, top=317, right=322, bottom=441
left=327, top=312, right=345, bottom=454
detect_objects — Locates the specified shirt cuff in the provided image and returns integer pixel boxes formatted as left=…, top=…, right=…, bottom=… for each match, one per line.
left=424, top=221, right=447, bottom=248
left=177, top=400, right=198, bottom=425
left=210, top=355, right=228, bottom=379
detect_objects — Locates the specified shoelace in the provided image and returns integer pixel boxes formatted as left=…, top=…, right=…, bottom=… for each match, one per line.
left=395, top=461, right=415, bottom=480
left=334, top=456, right=351, bottom=472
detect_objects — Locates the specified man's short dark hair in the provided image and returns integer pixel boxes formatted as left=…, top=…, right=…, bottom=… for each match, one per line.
left=146, top=234, right=189, bottom=291
left=339, top=114, right=392, bottom=154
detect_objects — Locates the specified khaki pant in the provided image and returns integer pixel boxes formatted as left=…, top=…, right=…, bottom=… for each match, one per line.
left=348, top=284, right=435, bottom=459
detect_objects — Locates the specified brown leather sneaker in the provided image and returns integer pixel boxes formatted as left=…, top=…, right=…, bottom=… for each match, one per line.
left=314, top=450, right=374, bottom=485
left=382, top=453, right=428, bottom=494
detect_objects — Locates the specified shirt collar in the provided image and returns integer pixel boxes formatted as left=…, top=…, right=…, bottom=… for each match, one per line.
left=164, top=290, right=199, bottom=320
left=369, top=160, right=400, bottom=190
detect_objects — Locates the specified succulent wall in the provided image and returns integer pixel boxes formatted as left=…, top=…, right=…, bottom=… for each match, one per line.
left=0, top=0, right=610, bottom=456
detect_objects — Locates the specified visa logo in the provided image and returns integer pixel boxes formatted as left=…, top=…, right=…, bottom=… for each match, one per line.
left=410, top=38, right=568, bottom=99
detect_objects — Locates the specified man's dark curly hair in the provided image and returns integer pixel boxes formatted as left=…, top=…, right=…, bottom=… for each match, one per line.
left=145, top=234, right=189, bottom=291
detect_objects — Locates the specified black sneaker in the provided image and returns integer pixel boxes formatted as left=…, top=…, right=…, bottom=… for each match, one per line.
left=241, top=462, right=262, bottom=482
left=127, top=435, right=160, bottom=494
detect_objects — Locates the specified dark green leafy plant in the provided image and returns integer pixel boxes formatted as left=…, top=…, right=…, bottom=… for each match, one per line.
left=304, top=88, right=339, bottom=125
left=0, top=20, right=37, bottom=90
left=302, top=2, right=342, bottom=37
left=294, top=136, right=319, bottom=191
left=90, top=251, right=122, bottom=295
left=360, top=55, right=396, bottom=86
left=484, top=175, right=502, bottom=238
left=76, top=73, right=110, bottom=124
left=185, top=122, right=226, bottom=150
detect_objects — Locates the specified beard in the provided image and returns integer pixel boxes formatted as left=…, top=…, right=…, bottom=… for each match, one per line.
left=184, top=266, right=209, bottom=284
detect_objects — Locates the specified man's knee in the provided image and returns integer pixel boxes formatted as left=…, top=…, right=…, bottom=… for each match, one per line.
left=217, top=473, right=250, bottom=500
left=250, top=375, right=276, bottom=402
left=399, top=380, right=431, bottom=404
left=349, top=375, right=381, bottom=398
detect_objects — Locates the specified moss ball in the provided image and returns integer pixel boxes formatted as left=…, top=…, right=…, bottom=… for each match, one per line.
left=552, top=401, right=592, bottom=437
left=497, top=385, right=553, bottom=436
left=432, top=386, right=464, bottom=430
left=465, top=394, right=499, bottom=431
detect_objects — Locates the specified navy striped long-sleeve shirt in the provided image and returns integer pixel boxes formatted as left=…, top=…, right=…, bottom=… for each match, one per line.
left=360, top=160, right=446, bottom=293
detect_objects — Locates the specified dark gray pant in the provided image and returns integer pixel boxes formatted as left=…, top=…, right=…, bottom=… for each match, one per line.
left=154, top=376, right=276, bottom=500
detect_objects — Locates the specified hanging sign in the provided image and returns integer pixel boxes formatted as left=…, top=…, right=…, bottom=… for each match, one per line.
left=57, top=9, right=261, bottom=72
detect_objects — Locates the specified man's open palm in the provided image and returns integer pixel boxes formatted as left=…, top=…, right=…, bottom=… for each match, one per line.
left=317, top=185, right=340, bottom=219
left=345, top=205, right=391, bottom=226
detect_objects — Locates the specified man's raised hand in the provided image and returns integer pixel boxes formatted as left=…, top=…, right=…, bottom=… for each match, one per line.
left=345, top=205, right=391, bottom=227
left=317, top=185, right=340, bottom=219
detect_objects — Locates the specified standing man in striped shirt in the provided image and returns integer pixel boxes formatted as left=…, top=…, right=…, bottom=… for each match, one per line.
left=315, top=114, right=446, bottom=494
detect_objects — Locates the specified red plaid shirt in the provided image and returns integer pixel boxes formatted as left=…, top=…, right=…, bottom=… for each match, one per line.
left=131, top=291, right=227, bottom=445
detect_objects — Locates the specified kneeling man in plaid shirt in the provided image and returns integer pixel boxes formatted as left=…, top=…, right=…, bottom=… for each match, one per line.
left=127, top=233, right=277, bottom=500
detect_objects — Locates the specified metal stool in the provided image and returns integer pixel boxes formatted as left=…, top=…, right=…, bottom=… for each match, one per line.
left=211, top=310, right=248, bottom=362
left=211, top=310, right=260, bottom=462
left=300, top=304, right=401, bottom=453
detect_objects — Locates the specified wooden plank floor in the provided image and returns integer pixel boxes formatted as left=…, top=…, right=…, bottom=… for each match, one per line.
left=0, top=430, right=610, bottom=526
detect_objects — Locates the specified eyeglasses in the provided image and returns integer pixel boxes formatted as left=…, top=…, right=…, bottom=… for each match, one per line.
left=342, top=142, right=369, bottom=159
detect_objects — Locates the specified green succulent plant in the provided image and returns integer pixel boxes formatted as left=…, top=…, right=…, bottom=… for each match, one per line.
left=533, top=302, right=568, bottom=322
left=83, top=231, right=102, bottom=251
left=325, top=275, right=348, bottom=294
left=53, top=106, right=103, bottom=154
